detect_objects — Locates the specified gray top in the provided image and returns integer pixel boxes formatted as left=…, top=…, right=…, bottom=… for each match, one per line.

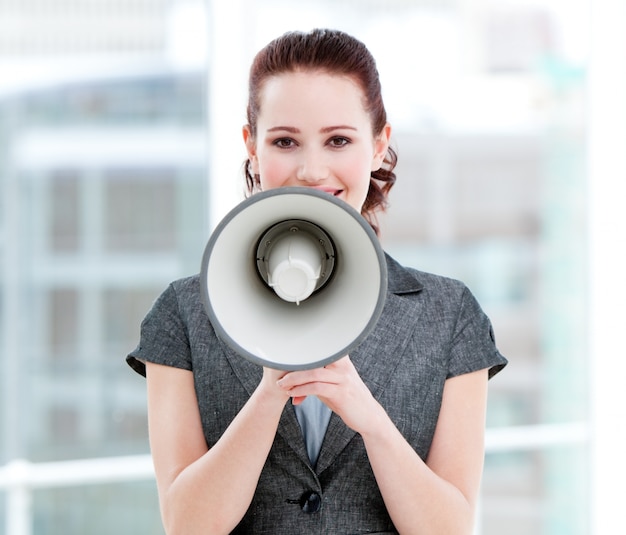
left=127, top=254, right=507, bottom=534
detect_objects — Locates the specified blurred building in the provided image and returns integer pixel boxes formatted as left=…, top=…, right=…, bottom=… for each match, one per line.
left=0, top=1, right=588, bottom=534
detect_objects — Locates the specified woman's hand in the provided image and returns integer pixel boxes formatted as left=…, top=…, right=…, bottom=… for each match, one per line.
left=259, top=366, right=304, bottom=405
left=275, top=355, right=383, bottom=433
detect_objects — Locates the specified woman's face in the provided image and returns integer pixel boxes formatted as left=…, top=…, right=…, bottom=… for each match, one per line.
left=244, top=71, right=390, bottom=213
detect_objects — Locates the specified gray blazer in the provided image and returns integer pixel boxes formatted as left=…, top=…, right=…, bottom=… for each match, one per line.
left=128, top=254, right=506, bottom=534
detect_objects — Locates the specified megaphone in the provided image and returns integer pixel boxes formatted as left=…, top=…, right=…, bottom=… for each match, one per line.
left=200, top=187, right=387, bottom=370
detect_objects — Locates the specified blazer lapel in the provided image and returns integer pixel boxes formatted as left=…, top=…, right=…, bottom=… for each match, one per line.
left=316, top=256, right=425, bottom=474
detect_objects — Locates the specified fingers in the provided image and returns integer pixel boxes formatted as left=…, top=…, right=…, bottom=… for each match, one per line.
left=275, top=356, right=359, bottom=407
left=275, top=356, right=378, bottom=433
left=290, top=396, right=308, bottom=405
left=259, top=356, right=371, bottom=430
left=276, top=355, right=351, bottom=389
left=277, top=369, right=330, bottom=390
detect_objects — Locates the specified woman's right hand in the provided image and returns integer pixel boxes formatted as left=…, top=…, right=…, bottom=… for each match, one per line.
left=261, top=366, right=307, bottom=405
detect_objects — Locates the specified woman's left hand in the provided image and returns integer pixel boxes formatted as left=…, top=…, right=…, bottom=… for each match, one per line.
left=276, top=355, right=382, bottom=434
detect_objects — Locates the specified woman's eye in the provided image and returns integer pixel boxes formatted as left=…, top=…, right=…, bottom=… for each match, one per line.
left=329, top=137, right=350, bottom=147
left=273, top=138, right=295, bottom=148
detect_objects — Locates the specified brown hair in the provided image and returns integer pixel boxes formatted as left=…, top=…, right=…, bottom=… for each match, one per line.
left=244, top=28, right=397, bottom=233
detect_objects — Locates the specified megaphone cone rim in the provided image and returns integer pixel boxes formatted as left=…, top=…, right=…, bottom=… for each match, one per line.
left=200, top=186, right=388, bottom=371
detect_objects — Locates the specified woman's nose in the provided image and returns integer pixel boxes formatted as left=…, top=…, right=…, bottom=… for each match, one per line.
left=295, top=153, right=329, bottom=183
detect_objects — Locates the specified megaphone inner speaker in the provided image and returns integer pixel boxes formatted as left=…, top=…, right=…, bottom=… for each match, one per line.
left=200, top=187, right=387, bottom=370
left=255, top=219, right=336, bottom=304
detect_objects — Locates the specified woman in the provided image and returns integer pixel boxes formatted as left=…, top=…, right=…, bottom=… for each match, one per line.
left=127, top=29, right=507, bottom=535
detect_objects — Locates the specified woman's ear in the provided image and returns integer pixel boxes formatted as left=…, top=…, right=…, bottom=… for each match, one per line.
left=243, top=125, right=259, bottom=174
left=371, top=123, right=392, bottom=171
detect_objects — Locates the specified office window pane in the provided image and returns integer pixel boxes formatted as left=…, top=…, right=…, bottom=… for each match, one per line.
left=32, top=482, right=164, bottom=535
left=50, top=171, right=80, bottom=253
left=482, top=444, right=588, bottom=533
left=104, top=171, right=177, bottom=252
left=47, top=406, right=80, bottom=446
left=49, top=288, right=79, bottom=361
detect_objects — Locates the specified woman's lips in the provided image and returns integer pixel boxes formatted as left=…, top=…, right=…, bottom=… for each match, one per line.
left=308, top=186, right=343, bottom=196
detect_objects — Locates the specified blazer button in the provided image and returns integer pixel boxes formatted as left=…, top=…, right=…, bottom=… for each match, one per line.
left=300, top=490, right=322, bottom=513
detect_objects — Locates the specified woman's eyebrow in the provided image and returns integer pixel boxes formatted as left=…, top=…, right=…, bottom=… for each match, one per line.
left=320, top=125, right=357, bottom=133
left=267, top=126, right=299, bottom=133
left=265, top=125, right=357, bottom=134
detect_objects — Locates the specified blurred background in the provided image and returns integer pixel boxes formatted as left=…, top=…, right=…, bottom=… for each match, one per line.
left=0, top=0, right=623, bottom=534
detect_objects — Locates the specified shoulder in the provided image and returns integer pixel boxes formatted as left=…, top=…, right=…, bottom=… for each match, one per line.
left=385, top=253, right=469, bottom=301
left=384, top=253, right=488, bottom=340
left=384, top=253, right=507, bottom=378
left=155, top=274, right=203, bottom=313
left=140, top=273, right=207, bottom=339
left=168, top=273, right=202, bottom=296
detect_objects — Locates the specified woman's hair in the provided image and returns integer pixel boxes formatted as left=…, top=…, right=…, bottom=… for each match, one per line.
left=244, top=28, right=397, bottom=233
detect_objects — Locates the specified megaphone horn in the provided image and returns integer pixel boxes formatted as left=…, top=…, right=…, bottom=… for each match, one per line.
left=200, top=187, right=387, bottom=370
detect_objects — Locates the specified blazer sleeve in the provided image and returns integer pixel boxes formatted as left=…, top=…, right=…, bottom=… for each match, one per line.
left=126, top=282, right=193, bottom=377
left=447, top=285, right=507, bottom=379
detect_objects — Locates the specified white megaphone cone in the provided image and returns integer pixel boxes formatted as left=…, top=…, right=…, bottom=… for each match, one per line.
left=200, top=187, right=387, bottom=370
